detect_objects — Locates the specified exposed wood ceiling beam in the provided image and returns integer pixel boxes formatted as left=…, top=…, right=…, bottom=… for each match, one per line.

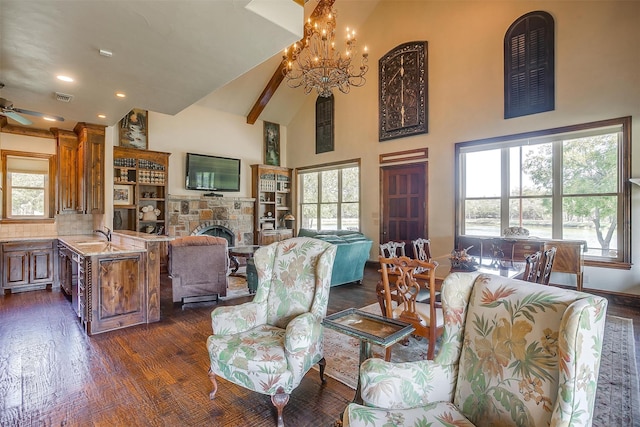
left=0, top=117, right=55, bottom=138
left=246, top=0, right=335, bottom=124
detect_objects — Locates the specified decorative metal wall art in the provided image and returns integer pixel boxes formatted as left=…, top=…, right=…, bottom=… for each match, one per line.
left=379, top=41, right=428, bottom=141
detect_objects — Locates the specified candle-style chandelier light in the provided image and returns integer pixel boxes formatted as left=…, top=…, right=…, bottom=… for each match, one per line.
left=282, top=0, right=368, bottom=97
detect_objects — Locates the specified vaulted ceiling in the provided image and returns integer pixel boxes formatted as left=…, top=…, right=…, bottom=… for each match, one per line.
left=0, top=0, right=379, bottom=132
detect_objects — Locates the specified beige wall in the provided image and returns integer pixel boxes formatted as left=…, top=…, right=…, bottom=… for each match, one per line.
left=285, top=1, right=640, bottom=293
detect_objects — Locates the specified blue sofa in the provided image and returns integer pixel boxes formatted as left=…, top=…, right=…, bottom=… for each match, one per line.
left=297, top=229, right=373, bottom=287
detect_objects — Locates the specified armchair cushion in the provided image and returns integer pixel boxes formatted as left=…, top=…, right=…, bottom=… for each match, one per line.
left=347, top=402, right=473, bottom=427
left=208, top=324, right=287, bottom=374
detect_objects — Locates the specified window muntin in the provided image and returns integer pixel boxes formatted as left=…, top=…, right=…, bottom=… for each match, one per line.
left=298, top=162, right=360, bottom=231
left=456, top=117, right=630, bottom=267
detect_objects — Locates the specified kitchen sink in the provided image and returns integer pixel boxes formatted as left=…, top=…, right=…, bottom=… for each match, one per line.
left=75, top=241, right=109, bottom=246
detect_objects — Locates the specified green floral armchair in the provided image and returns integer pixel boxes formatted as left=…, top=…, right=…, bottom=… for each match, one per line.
left=206, top=237, right=336, bottom=427
left=344, top=272, right=608, bottom=427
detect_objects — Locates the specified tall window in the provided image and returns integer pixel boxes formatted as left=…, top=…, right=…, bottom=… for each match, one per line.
left=456, top=117, right=631, bottom=267
left=298, top=160, right=360, bottom=231
left=2, top=151, right=54, bottom=220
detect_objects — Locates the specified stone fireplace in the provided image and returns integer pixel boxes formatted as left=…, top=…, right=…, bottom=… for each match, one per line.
left=191, top=224, right=235, bottom=246
left=167, top=195, right=254, bottom=246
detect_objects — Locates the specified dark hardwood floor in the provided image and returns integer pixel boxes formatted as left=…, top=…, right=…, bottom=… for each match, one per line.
left=0, top=264, right=638, bottom=426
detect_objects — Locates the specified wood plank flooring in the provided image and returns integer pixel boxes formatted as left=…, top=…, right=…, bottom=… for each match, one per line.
left=0, top=264, right=638, bottom=426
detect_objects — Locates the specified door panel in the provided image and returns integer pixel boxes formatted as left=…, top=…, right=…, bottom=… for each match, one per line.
left=381, top=163, right=427, bottom=257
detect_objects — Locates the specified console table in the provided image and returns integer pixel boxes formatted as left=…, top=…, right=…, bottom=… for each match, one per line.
left=456, top=236, right=586, bottom=291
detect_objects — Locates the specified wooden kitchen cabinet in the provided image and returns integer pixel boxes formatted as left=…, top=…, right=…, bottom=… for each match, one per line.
left=85, top=252, right=145, bottom=335
left=75, top=123, right=105, bottom=214
left=1, top=240, right=55, bottom=294
left=53, top=128, right=81, bottom=213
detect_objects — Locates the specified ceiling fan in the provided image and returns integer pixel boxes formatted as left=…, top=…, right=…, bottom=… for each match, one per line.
left=0, top=83, right=65, bottom=126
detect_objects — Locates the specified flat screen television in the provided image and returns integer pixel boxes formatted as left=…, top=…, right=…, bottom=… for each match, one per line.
left=185, top=153, right=241, bottom=192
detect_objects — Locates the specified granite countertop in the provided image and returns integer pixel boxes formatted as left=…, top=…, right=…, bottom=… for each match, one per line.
left=58, top=235, right=146, bottom=256
left=0, top=235, right=60, bottom=242
left=112, top=230, right=174, bottom=242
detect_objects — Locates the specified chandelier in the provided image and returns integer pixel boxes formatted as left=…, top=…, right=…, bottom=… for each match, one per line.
left=282, top=0, right=368, bottom=97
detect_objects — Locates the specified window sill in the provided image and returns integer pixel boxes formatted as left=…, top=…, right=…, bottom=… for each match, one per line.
left=584, top=259, right=631, bottom=270
left=1, top=218, right=55, bottom=224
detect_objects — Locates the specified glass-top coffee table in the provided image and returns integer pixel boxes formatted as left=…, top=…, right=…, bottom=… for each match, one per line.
left=228, top=245, right=260, bottom=273
left=323, top=308, right=414, bottom=404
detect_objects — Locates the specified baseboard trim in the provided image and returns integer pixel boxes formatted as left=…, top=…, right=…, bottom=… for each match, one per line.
left=583, top=287, right=640, bottom=307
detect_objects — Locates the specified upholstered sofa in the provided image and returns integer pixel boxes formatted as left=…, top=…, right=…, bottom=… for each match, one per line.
left=343, top=271, right=608, bottom=427
left=297, top=229, right=372, bottom=287
left=168, top=235, right=229, bottom=303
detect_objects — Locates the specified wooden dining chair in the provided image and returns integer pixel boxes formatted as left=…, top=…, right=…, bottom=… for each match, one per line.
left=411, top=238, right=432, bottom=262
left=376, top=241, right=407, bottom=316
left=379, top=241, right=406, bottom=259
left=539, top=246, right=557, bottom=285
left=522, top=251, right=542, bottom=282
left=522, top=246, right=557, bottom=285
left=379, top=256, right=443, bottom=361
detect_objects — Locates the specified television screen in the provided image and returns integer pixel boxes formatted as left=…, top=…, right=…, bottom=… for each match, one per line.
left=185, top=153, right=240, bottom=192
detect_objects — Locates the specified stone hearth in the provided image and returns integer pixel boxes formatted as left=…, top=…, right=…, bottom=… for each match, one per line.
left=167, top=195, right=254, bottom=246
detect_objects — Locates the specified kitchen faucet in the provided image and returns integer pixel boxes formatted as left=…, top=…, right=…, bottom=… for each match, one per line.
left=94, top=227, right=112, bottom=242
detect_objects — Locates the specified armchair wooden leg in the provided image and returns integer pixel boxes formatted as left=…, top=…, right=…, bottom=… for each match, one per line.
left=318, top=357, right=326, bottom=383
left=208, top=368, right=218, bottom=400
left=271, top=387, right=290, bottom=427
left=375, top=280, right=387, bottom=316
left=385, top=347, right=392, bottom=362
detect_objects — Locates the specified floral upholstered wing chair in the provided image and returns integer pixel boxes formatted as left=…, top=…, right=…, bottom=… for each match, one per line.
left=343, top=272, right=608, bottom=427
left=206, top=237, right=337, bottom=427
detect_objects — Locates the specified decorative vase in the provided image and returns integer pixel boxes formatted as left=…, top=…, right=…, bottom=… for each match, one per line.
left=113, top=211, right=123, bottom=229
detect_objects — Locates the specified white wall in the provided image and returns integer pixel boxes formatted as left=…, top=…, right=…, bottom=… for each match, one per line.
left=285, top=1, right=640, bottom=294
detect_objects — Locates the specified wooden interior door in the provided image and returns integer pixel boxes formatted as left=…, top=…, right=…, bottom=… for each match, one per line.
left=380, top=163, right=427, bottom=257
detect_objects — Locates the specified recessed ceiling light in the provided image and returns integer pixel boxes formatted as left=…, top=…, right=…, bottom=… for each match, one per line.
left=97, top=114, right=106, bottom=119
left=43, top=117, right=57, bottom=122
left=115, top=92, right=126, bottom=98
left=56, top=75, right=74, bottom=82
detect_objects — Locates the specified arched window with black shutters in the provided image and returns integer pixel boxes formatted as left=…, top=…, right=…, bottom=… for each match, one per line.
left=504, top=11, right=555, bottom=119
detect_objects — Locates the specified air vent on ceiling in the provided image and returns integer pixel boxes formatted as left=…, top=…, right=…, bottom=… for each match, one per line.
left=55, top=92, right=74, bottom=103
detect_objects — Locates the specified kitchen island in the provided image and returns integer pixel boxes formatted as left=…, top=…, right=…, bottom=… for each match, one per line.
left=58, top=236, right=148, bottom=335
left=110, top=231, right=173, bottom=323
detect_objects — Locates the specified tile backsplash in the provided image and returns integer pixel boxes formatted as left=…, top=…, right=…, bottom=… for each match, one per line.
left=0, top=214, right=94, bottom=238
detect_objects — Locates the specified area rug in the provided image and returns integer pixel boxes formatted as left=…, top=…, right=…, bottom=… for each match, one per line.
left=319, top=304, right=640, bottom=427
left=221, top=275, right=250, bottom=300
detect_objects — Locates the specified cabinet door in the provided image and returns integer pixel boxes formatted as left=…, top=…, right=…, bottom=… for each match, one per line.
left=3, top=250, right=29, bottom=287
left=77, top=123, right=105, bottom=214
left=56, top=131, right=80, bottom=213
left=30, top=248, right=54, bottom=284
left=58, top=251, right=72, bottom=295
left=87, top=254, right=145, bottom=335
